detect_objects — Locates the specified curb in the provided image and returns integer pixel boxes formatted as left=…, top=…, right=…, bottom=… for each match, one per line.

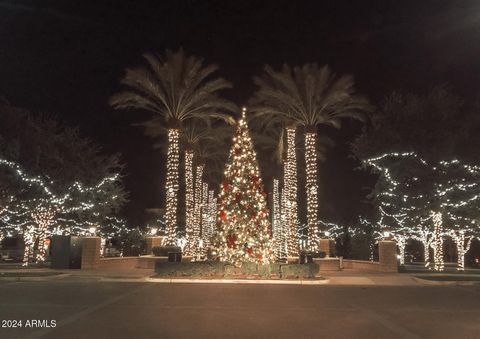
left=412, top=276, right=480, bottom=286
left=0, top=273, right=71, bottom=282
left=145, top=277, right=330, bottom=285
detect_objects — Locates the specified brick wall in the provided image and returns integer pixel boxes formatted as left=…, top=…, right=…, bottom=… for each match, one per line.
left=145, top=237, right=164, bottom=255
left=81, top=237, right=101, bottom=269
left=98, top=257, right=139, bottom=269
left=342, top=259, right=381, bottom=271
left=379, top=240, right=398, bottom=272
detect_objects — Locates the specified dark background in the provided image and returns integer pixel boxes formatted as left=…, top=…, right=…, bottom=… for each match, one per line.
left=1, top=0, right=479, bottom=226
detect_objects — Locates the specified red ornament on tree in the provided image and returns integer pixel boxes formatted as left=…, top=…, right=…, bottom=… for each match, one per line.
left=220, top=210, right=227, bottom=221
left=227, top=234, right=237, bottom=248
left=222, top=181, right=230, bottom=192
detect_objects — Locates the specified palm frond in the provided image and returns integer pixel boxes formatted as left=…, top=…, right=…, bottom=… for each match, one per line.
left=110, top=48, right=235, bottom=130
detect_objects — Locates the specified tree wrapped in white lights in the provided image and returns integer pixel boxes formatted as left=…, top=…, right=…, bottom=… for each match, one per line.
left=272, top=178, right=287, bottom=259
left=251, top=63, right=370, bottom=253
left=0, top=157, right=126, bottom=264
left=183, top=148, right=195, bottom=255
left=110, top=48, right=235, bottom=246
left=353, top=88, right=480, bottom=270
left=216, top=108, right=273, bottom=266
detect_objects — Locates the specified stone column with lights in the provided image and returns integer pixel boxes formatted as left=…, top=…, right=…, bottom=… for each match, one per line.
left=146, top=236, right=164, bottom=255
left=81, top=237, right=101, bottom=269
left=379, top=240, right=398, bottom=273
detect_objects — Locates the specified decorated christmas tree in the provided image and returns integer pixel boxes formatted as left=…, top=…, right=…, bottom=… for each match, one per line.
left=216, top=108, right=273, bottom=266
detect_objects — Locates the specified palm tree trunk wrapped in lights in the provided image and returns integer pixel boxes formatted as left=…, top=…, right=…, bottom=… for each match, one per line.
left=201, top=182, right=209, bottom=255
left=279, top=187, right=287, bottom=258
left=305, top=130, right=319, bottom=251
left=183, top=149, right=195, bottom=255
left=193, top=164, right=204, bottom=256
left=164, top=128, right=180, bottom=245
left=285, top=126, right=299, bottom=256
left=208, top=189, right=216, bottom=239
left=272, top=178, right=288, bottom=259
left=272, top=178, right=281, bottom=258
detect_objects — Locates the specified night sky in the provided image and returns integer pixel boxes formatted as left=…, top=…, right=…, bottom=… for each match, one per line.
left=1, top=0, right=480, bottom=226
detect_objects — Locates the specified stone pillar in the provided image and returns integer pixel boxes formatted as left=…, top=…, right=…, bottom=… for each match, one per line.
left=145, top=236, right=164, bottom=255
left=81, top=237, right=101, bottom=269
left=319, top=239, right=335, bottom=257
left=379, top=240, right=398, bottom=273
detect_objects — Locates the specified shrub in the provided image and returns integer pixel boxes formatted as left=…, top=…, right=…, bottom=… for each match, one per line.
left=312, top=251, right=326, bottom=258
left=152, top=246, right=181, bottom=256
left=299, top=250, right=326, bottom=259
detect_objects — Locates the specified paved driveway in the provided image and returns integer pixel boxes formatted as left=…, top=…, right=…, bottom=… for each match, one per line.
left=0, top=279, right=479, bottom=339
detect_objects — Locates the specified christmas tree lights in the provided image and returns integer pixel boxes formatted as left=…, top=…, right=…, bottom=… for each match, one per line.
left=164, top=128, right=180, bottom=245
left=216, top=108, right=273, bottom=266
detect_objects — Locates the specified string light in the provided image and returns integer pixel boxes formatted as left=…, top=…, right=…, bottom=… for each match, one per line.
left=284, top=126, right=299, bottom=256
left=363, top=152, right=480, bottom=271
left=272, top=178, right=287, bottom=259
left=192, top=163, right=204, bottom=257
left=201, top=182, right=209, bottom=256
left=432, top=211, right=444, bottom=271
left=449, top=230, right=474, bottom=271
left=210, top=190, right=217, bottom=236
left=164, top=128, right=180, bottom=245
left=217, top=107, right=273, bottom=266
left=183, top=149, right=195, bottom=256
left=305, top=131, right=319, bottom=250
left=0, top=157, right=127, bottom=265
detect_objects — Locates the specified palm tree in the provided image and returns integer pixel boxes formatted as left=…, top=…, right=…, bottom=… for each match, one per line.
left=181, top=121, right=209, bottom=256
left=110, top=49, right=235, bottom=245
left=193, top=126, right=233, bottom=257
left=252, top=63, right=371, bottom=251
left=252, top=120, right=333, bottom=258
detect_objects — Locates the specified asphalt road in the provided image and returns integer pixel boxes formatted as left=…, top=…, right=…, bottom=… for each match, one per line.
left=0, top=279, right=479, bottom=339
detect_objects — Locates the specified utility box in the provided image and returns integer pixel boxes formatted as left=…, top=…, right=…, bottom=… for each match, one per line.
left=51, top=236, right=83, bottom=269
